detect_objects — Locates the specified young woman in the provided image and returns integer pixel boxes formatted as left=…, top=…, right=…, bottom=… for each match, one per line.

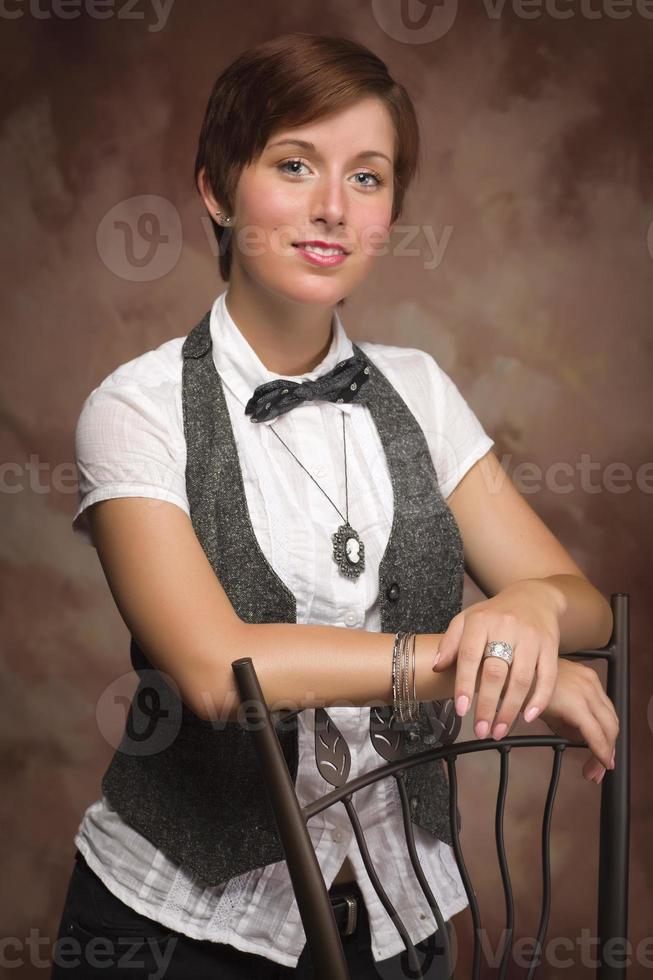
left=51, top=32, right=618, bottom=980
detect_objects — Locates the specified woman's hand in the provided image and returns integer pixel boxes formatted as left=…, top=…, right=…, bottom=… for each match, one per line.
left=539, top=657, right=619, bottom=781
left=432, top=579, right=565, bottom=740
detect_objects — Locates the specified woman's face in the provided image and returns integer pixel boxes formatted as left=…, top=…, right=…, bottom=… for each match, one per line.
left=228, top=96, right=396, bottom=307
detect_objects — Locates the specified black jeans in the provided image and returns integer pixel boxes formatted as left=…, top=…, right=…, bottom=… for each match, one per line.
left=50, top=851, right=452, bottom=979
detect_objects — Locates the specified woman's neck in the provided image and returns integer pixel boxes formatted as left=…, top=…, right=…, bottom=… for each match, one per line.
left=224, top=281, right=336, bottom=376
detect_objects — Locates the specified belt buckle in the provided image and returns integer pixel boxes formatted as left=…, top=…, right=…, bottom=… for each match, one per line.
left=341, top=894, right=358, bottom=937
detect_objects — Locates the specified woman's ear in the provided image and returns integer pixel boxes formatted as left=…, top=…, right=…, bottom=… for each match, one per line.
left=197, top=167, right=221, bottom=216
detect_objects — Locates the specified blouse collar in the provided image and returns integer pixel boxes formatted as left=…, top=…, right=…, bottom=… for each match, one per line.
left=209, top=290, right=356, bottom=426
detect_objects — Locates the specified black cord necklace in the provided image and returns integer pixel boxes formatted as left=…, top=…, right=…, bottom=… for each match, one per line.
left=266, top=411, right=365, bottom=580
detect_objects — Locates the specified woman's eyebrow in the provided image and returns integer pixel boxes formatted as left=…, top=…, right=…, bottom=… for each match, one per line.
left=267, top=138, right=392, bottom=166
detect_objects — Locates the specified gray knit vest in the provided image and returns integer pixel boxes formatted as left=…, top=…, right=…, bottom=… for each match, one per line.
left=101, top=310, right=465, bottom=886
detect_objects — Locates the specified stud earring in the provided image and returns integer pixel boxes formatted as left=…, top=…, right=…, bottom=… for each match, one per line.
left=215, top=211, right=233, bottom=225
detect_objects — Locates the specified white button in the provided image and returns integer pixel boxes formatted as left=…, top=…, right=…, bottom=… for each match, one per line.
left=344, top=610, right=358, bottom=627
left=332, top=830, right=344, bottom=842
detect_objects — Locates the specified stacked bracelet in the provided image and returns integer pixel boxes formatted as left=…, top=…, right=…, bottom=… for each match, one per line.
left=391, top=631, right=421, bottom=727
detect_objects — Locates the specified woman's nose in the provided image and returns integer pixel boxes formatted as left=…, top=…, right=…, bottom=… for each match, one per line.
left=310, top=180, right=346, bottom=227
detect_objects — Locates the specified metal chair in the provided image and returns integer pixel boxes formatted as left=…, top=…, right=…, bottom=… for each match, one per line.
left=231, top=592, right=630, bottom=979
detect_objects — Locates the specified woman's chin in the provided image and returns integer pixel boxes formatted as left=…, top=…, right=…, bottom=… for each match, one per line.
left=263, top=272, right=351, bottom=308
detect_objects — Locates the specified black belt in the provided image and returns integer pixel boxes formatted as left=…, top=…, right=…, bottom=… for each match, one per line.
left=329, top=884, right=363, bottom=938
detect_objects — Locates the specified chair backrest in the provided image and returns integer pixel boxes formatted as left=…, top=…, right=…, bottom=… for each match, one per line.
left=231, top=592, right=630, bottom=980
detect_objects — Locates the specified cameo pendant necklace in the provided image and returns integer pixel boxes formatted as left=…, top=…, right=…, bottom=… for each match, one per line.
left=266, top=412, right=365, bottom=580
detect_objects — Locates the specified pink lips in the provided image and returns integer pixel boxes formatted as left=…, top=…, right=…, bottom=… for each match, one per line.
left=293, top=242, right=349, bottom=268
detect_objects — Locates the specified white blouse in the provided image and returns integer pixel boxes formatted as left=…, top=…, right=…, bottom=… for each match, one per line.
left=71, top=289, right=494, bottom=968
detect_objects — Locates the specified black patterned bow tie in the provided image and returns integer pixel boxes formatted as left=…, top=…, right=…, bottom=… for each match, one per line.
left=245, top=353, right=371, bottom=423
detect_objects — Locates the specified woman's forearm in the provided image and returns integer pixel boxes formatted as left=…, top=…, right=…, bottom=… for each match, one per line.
left=505, top=574, right=614, bottom=654
left=195, top=622, right=459, bottom=722
left=194, top=577, right=608, bottom=723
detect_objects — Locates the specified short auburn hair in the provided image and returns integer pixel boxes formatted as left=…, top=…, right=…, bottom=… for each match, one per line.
left=194, top=32, right=422, bottom=297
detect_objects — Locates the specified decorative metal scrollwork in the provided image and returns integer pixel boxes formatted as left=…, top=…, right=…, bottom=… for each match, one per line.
left=314, top=708, right=351, bottom=787
left=369, top=705, right=406, bottom=761
left=369, top=698, right=462, bottom=758
left=421, top=698, right=462, bottom=746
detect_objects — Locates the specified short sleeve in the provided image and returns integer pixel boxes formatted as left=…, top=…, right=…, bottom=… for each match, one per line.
left=72, top=380, right=190, bottom=547
left=422, top=354, right=494, bottom=499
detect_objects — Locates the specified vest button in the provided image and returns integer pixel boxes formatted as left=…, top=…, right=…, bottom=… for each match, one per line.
left=407, top=729, right=420, bottom=743
left=409, top=795, right=419, bottom=814
left=386, top=582, right=401, bottom=602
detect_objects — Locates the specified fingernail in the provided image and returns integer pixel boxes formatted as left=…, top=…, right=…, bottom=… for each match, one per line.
left=610, top=749, right=616, bottom=769
left=455, top=695, right=469, bottom=716
left=524, top=706, right=539, bottom=723
left=475, top=720, right=489, bottom=738
left=431, top=650, right=441, bottom=672
left=594, top=770, right=606, bottom=784
left=493, top=723, right=508, bottom=740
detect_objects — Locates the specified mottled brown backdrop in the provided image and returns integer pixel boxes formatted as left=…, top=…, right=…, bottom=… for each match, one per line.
left=1, top=1, right=651, bottom=977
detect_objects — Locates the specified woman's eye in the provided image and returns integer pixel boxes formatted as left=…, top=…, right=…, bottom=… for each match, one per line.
left=353, top=171, right=383, bottom=187
left=279, top=159, right=310, bottom=177
left=277, top=159, right=383, bottom=188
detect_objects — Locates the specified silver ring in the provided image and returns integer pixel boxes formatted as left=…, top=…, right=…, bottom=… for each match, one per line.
left=483, top=640, right=513, bottom=667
